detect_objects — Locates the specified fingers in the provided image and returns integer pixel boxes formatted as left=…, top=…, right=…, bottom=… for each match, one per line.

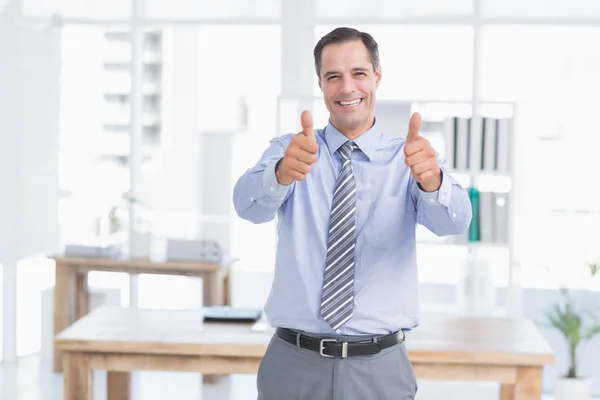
left=405, top=144, right=435, bottom=165
left=297, top=136, right=319, bottom=154
left=291, top=124, right=319, bottom=153
left=416, top=169, right=439, bottom=181
left=301, top=110, right=315, bottom=140
left=278, top=111, right=318, bottom=183
left=403, top=137, right=429, bottom=157
left=280, top=133, right=319, bottom=182
left=406, top=112, right=422, bottom=142
left=288, top=144, right=317, bottom=164
left=408, top=157, right=439, bottom=176
left=404, top=114, right=442, bottom=191
left=285, top=158, right=314, bottom=180
left=405, top=141, right=439, bottom=178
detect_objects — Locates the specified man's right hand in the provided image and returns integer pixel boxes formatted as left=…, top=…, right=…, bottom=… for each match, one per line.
left=275, top=110, right=319, bottom=185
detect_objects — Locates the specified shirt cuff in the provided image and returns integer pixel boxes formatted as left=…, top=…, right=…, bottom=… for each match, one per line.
left=262, top=159, right=293, bottom=199
left=418, top=170, right=452, bottom=207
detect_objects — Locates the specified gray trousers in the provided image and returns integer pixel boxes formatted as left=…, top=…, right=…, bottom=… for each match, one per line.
left=257, top=331, right=418, bottom=400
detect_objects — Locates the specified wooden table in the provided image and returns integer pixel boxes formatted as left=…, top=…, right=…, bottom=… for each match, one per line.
left=50, top=255, right=234, bottom=372
left=55, top=306, right=554, bottom=400
left=407, top=313, right=554, bottom=400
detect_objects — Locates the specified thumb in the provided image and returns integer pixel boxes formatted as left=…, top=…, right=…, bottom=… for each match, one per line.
left=406, top=112, right=422, bottom=142
left=301, top=110, right=315, bottom=140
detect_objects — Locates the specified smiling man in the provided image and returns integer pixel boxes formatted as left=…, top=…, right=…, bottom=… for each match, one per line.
left=233, top=27, right=472, bottom=400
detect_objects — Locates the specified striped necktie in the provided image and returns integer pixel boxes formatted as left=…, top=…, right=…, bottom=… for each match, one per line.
left=320, top=141, right=358, bottom=331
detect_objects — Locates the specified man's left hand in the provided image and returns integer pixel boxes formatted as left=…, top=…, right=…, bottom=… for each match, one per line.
left=404, top=112, right=441, bottom=192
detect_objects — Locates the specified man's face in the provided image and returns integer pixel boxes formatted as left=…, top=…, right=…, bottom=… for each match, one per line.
left=318, top=40, right=381, bottom=137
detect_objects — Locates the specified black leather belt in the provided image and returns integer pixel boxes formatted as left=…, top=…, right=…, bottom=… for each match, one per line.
left=275, top=327, right=405, bottom=358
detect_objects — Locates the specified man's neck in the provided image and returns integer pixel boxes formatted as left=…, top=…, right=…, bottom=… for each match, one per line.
left=332, top=117, right=375, bottom=141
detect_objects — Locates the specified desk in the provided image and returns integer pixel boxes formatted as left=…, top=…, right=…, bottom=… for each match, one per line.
left=407, top=313, right=554, bottom=400
left=55, top=306, right=554, bottom=400
left=50, top=255, right=234, bottom=372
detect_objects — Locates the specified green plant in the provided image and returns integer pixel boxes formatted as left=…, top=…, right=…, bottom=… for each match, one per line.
left=545, top=262, right=600, bottom=378
left=107, top=192, right=151, bottom=234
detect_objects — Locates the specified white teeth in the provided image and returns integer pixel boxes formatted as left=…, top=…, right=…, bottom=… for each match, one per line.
left=339, top=99, right=361, bottom=106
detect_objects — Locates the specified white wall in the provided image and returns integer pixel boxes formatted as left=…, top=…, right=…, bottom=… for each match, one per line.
left=0, top=5, right=61, bottom=361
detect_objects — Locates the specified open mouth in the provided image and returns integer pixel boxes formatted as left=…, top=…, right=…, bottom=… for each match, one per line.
left=336, top=98, right=363, bottom=108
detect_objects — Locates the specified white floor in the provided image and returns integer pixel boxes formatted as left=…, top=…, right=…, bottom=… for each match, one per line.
left=0, top=354, right=585, bottom=400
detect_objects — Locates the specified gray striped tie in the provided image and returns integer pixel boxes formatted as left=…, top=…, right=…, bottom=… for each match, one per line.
left=320, top=141, right=358, bottom=331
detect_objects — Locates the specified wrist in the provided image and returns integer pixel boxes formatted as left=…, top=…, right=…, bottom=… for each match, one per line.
left=275, top=158, right=294, bottom=186
left=419, top=172, right=442, bottom=192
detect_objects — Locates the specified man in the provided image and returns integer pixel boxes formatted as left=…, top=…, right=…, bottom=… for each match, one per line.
left=233, top=27, right=472, bottom=400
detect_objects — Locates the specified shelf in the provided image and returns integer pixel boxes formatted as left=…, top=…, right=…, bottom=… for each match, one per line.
left=103, top=83, right=162, bottom=96
left=446, top=169, right=511, bottom=179
left=420, top=302, right=510, bottom=318
left=417, top=239, right=508, bottom=249
left=102, top=113, right=161, bottom=127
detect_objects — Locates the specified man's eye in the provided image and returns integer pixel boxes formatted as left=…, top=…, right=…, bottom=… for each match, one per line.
left=355, top=72, right=366, bottom=76
left=328, top=76, right=339, bottom=81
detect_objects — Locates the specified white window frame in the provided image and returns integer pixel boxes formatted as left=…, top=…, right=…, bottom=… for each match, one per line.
left=4, top=0, right=600, bottom=362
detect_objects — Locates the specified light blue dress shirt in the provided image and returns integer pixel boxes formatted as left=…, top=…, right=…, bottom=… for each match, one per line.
left=233, top=119, right=472, bottom=335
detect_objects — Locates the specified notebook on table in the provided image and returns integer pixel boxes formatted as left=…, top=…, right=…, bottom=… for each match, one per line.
left=202, top=306, right=262, bottom=323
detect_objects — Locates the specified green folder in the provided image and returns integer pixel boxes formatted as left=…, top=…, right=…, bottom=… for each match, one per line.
left=468, top=186, right=480, bottom=242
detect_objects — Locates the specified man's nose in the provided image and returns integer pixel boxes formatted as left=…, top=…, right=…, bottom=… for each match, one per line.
left=340, top=76, right=356, bottom=95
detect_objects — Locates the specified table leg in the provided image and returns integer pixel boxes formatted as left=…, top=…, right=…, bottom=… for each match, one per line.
left=514, top=367, right=543, bottom=400
left=202, top=271, right=224, bottom=306
left=54, top=263, right=77, bottom=372
left=76, top=271, right=90, bottom=320
left=107, top=371, right=131, bottom=400
left=202, top=271, right=225, bottom=384
left=223, top=272, right=231, bottom=306
left=63, top=352, right=92, bottom=400
left=500, top=383, right=515, bottom=400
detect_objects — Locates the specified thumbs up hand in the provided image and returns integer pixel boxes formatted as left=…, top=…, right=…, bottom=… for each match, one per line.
left=275, top=110, right=320, bottom=185
left=404, top=112, right=442, bottom=192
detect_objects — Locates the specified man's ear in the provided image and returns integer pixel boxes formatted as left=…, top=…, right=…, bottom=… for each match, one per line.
left=318, top=78, right=322, bottom=90
left=375, top=66, right=382, bottom=90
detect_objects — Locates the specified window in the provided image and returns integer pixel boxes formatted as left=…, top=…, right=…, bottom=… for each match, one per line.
left=317, top=0, right=474, bottom=19
left=137, top=24, right=281, bottom=288
left=314, top=25, right=474, bottom=102
left=22, top=0, right=131, bottom=19
left=482, top=26, right=600, bottom=289
left=59, top=25, right=133, bottom=303
left=0, top=264, right=3, bottom=361
left=482, top=0, right=600, bottom=18
left=144, top=0, right=281, bottom=19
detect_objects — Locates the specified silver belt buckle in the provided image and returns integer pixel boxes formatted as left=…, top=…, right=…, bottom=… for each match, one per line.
left=319, top=338, right=348, bottom=358
left=319, top=338, right=336, bottom=357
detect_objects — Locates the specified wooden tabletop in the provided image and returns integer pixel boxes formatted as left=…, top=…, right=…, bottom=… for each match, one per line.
left=405, top=313, right=554, bottom=367
left=55, top=306, right=553, bottom=366
left=50, top=255, right=237, bottom=275
left=55, top=306, right=272, bottom=358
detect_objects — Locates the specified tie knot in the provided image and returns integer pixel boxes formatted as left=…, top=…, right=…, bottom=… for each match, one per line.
left=339, top=141, right=357, bottom=161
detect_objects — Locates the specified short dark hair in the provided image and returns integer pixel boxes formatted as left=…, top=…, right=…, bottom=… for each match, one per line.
left=313, top=27, right=380, bottom=80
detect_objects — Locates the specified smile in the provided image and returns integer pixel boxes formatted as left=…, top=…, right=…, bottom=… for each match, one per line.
left=336, top=98, right=363, bottom=107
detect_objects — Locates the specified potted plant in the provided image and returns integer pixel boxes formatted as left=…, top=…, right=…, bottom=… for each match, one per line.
left=107, top=192, right=153, bottom=259
left=545, top=262, right=600, bottom=400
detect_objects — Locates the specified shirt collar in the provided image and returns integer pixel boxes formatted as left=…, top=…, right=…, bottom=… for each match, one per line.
left=324, top=118, right=382, bottom=161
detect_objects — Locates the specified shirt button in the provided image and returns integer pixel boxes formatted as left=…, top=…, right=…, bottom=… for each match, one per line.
left=441, top=194, right=446, bottom=200
left=269, top=186, right=275, bottom=192
left=250, top=197, right=254, bottom=202
left=452, top=213, right=457, bottom=218
left=335, top=329, right=341, bottom=334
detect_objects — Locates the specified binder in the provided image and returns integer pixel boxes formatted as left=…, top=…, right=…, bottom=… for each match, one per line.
left=468, top=187, right=480, bottom=242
